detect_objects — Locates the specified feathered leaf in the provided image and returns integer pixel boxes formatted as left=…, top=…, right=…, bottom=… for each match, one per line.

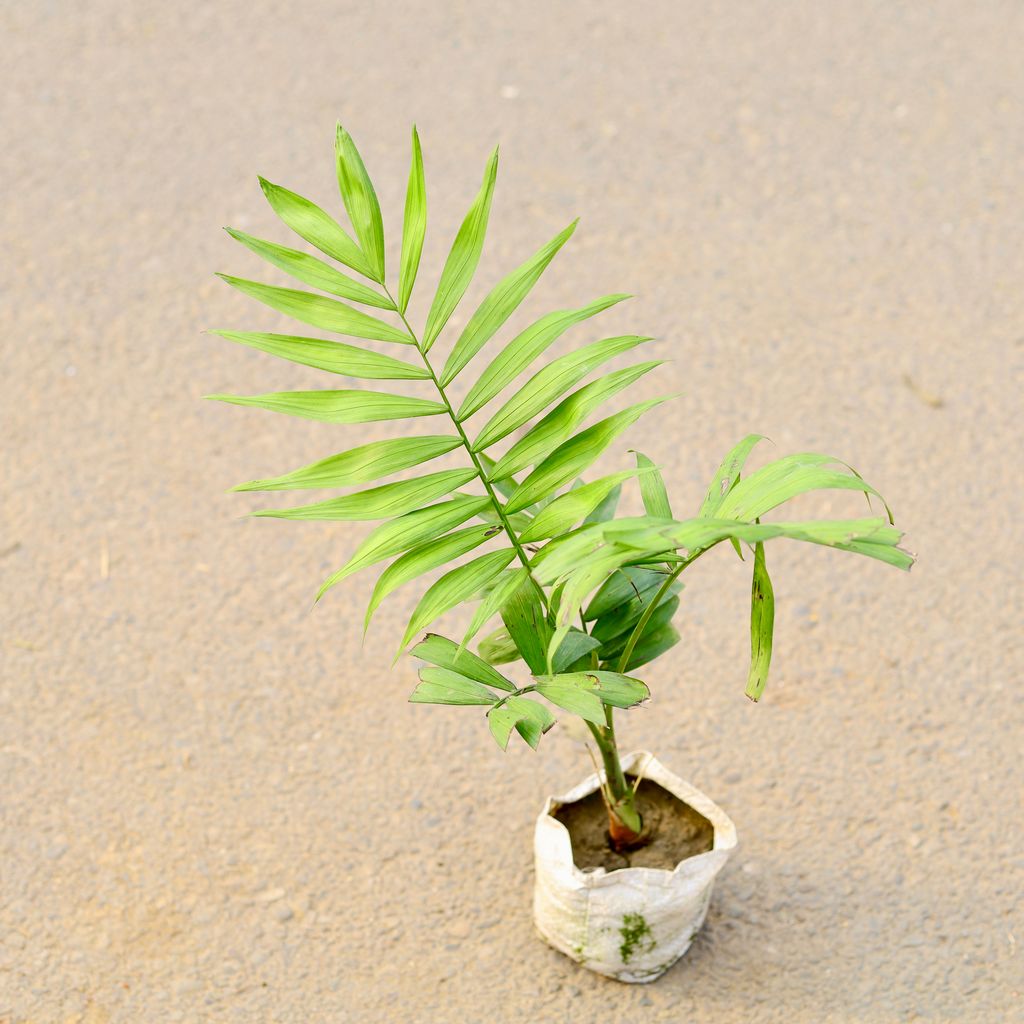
left=258, top=177, right=375, bottom=279
left=518, top=470, right=646, bottom=543
left=216, top=275, right=411, bottom=344
left=422, top=148, right=499, bottom=351
left=205, top=389, right=446, bottom=424
left=503, top=399, right=667, bottom=514
left=456, top=294, right=629, bottom=421
left=439, top=221, right=577, bottom=387
left=210, top=331, right=428, bottom=380
left=251, top=468, right=478, bottom=521
left=335, top=126, right=386, bottom=282
left=232, top=435, right=462, bottom=492
left=398, top=126, right=426, bottom=314
left=224, top=229, right=393, bottom=308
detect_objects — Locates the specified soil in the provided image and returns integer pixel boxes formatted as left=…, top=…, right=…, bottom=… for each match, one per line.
left=553, top=778, right=714, bottom=872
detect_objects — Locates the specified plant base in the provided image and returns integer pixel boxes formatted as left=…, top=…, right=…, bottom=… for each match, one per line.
left=533, top=751, right=737, bottom=983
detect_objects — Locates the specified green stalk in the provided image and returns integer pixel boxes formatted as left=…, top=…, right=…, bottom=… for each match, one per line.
left=384, top=286, right=549, bottom=614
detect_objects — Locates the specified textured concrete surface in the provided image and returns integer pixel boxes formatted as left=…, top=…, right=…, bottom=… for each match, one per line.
left=2, top=2, right=1022, bottom=1021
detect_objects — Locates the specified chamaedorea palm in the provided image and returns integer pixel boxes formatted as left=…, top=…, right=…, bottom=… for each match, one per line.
left=210, top=127, right=912, bottom=850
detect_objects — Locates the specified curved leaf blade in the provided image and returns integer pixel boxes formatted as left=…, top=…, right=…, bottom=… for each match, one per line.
left=216, top=275, right=411, bottom=344
left=316, top=496, right=489, bottom=601
left=411, top=633, right=515, bottom=692
left=504, top=399, right=667, bottom=514
left=699, top=434, right=766, bottom=518
left=534, top=679, right=605, bottom=725
left=487, top=361, right=661, bottom=481
left=473, top=336, right=653, bottom=452
left=205, top=389, right=446, bottom=424
left=439, top=220, right=577, bottom=387
left=422, top=148, right=499, bottom=351
left=633, top=452, right=673, bottom=518
left=409, top=666, right=498, bottom=706
left=518, top=470, right=646, bottom=543
left=456, top=294, right=629, bottom=421
left=224, top=228, right=392, bottom=308
left=210, top=331, right=428, bottom=380
left=251, top=468, right=479, bottom=522
left=335, top=125, right=386, bottom=282
left=258, top=177, right=375, bottom=279
left=232, top=435, right=462, bottom=492
left=398, top=126, right=427, bottom=314
left=745, top=542, right=774, bottom=702
left=397, top=548, right=517, bottom=653
left=488, top=696, right=554, bottom=751
left=461, top=567, right=531, bottom=653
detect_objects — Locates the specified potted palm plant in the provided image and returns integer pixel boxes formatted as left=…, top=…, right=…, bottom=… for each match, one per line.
left=208, top=126, right=912, bottom=982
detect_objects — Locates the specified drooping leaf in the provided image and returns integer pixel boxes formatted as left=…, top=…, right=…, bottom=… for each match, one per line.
left=216, top=275, right=411, bottom=344
left=699, top=434, right=766, bottom=518
left=550, top=628, right=602, bottom=672
left=439, top=221, right=577, bottom=387
left=534, top=679, right=605, bottom=725
left=397, top=548, right=516, bottom=653
left=232, top=435, right=462, bottom=492
left=398, top=126, right=426, bottom=314
left=368, top=527, right=505, bottom=633
left=537, top=670, right=650, bottom=710
left=518, top=470, right=646, bottom=543
left=456, top=294, right=629, bottom=421
left=409, top=667, right=497, bottom=706
left=422, top=148, right=499, bottom=352
left=461, top=567, right=531, bottom=652
left=251, top=468, right=478, bottom=521
left=488, top=696, right=554, bottom=751
left=205, top=389, right=446, bottom=424
left=335, top=125, right=386, bottom=282
left=499, top=577, right=552, bottom=675
left=316, top=496, right=489, bottom=601
left=210, top=331, right=428, bottom=380
left=503, top=399, right=667, bottom=514
left=411, top=633, right=515, bottom=691
left=473, top=335, right=653, bottom=452
left=258, top=177, right=376, bottom=279
left=633, top=452, right=673, bottom=518
left=745, top=542, right=774, bottom=701
left=224, top=229, right=393, bottom=308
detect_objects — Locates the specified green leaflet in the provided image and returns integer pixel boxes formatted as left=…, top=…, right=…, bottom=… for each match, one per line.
left=398, top=548, right=517, bottom=653
left=461, top=568, right=531, bottom=652
left=745, top=542, right=774, bottom=701
left=335, top=126, right=386, bottom=282
left=550, top=628, right=602, bottom=672
left=534, top=679, right=605, bottom=725
left=583, top=482, right=623, bottom=525
left=500, top=577, right=552, bottom=676
left=210, top=331, right=428, bottom=380
left=536, top=670, right=649, bottom=712
left=216, top=275, right=411, bottom=345
left=258, top=177, right=376, bottom=279
left=504, top=399, right=667, bottom=514
left=439, top=220, right=577, bottom=387
left=367, top=526, right=504, bottom=632
left=717, top=455, right=893, bottom=524
left=251, top=468, right=478, bottom=522
left=456, top=294, right=629, bottom=421
left=224, top=229, right=393, bottom=308
left=699, top=434, right=766, bottom=518
left=411, top=633, right=515, bottom=692
left=595, top=593, right=680, bottom=649
left=398, top=127, right=427, bottom=314
left=487, top=362, right=661, bottom=481
left=316, top=496, right=489, bottom=602
left=488, top=696, right=554, bottom=751
left=518, top=470, right=647, bottom=543
left=473, top=335, right=653, bottom=452
left=422, top=148, right=499, bottom=352
left=584, top=567, right=668, bottom=621
left=634, top=452, right=673, bottom=518
left=409, top=666, right=498, bottom=706
left=477, top=625, right=519, bottom=665
left=205, top=389, right=446, bottom=424
left=231, top=435, right=462, bottom=492
left=620, top=624, right=680, bottom=671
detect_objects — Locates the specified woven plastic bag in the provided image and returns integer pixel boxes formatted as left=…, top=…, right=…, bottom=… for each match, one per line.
left=533, top=750, right=737, bottom=983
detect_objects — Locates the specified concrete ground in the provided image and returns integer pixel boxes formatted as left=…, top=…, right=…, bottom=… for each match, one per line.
left=2, top=2, right=1022, bottom=1021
